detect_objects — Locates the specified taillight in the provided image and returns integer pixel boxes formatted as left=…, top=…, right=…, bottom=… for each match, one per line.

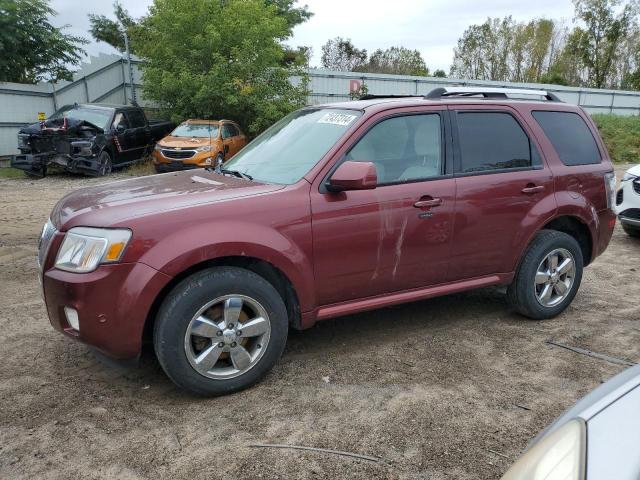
left=604, top=172, right=616, bottom=210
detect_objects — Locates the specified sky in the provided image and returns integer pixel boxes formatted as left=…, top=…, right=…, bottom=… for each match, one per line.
left=49, top=0, right=577, bottom=72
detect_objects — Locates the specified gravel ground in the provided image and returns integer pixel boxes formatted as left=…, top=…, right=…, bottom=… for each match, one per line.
left=0, top=165, right=638, bottom=480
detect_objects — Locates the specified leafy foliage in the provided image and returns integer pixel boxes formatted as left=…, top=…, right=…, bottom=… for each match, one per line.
left=320, top=37, right=367, bottom=71
left=0, top=0, right=87, bottom=83
left=361, top=46, right=428, bottom=76
left=592, top=113, right=640, bottom=163
left=450, top=0, right=640, bottom=89
left=88, top=1, right=137, bottom=53
left=133, top=0, right=308, bottom=136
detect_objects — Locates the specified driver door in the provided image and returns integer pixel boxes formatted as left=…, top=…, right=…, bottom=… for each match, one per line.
left=310, top=109, right=456, bottom=306
left=112, top=112, right=134, bottom=163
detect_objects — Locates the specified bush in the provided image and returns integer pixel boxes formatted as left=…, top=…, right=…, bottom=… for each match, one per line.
left=592, top=114, right=640, bottom=164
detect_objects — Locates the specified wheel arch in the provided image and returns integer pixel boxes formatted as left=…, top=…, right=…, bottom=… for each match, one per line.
left=539, top=215, right=594, bottom=266
left=142, top=256, right=302, bottom=345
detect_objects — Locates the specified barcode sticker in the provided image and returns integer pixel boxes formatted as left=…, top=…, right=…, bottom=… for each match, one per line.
left=317, top=113, right=357, bottom=126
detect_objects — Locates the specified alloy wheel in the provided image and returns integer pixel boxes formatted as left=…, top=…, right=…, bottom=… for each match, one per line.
left=534, top=248, right=576, bottom=307
left=184, top=295, right=271, bottom=379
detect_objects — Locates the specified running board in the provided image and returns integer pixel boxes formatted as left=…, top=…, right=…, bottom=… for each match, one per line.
left=315, top=274, right=509, bottom=321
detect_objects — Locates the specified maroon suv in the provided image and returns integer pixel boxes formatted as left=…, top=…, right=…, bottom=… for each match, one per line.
left=39, top=87, right=617, bottom=395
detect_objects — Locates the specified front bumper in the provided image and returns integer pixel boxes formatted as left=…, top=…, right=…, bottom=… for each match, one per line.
left=43, top=262, right=172, bottom=359
left=615, top=176, right=640, bottom=229
left=152, top=150, right=212, bottom=172
left=11, top=151, right=105, bottom=177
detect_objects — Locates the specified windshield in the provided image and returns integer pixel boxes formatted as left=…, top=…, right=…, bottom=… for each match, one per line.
left=50, top=107, right=111, bottom=130
left=223, top=108, right=362, bottom=184
left=171, top=123, right=219, bottom=138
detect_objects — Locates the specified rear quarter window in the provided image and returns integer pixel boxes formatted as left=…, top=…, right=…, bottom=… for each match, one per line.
left=532, top=111, right=601, bottom=166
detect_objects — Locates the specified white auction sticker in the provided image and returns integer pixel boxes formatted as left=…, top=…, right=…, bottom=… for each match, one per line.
left=317, top=112, right=357, bottom=126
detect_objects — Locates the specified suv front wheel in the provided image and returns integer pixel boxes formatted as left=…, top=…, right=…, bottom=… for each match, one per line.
left=154, top=266, right=288, bottom=396
left=508, top=230, right=584, bottom=320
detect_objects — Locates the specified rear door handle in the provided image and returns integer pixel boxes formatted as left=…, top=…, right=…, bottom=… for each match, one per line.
left=521, top=185, right=545, bottom=194
left=414, top=197, right=442, bottom=208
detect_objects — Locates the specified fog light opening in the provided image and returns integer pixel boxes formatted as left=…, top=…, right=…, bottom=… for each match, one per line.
left=64, top=307, right=80, bottom=331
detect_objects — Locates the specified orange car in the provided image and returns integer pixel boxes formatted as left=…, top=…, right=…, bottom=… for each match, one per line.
left=152, top=119, right=247, bottom=172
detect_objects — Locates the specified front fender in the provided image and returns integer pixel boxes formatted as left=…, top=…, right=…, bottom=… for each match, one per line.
left=136, top=221, right=316, bottom=313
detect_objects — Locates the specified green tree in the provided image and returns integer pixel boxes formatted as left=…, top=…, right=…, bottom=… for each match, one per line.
left=0, top=0, right=87, bottom=83
left=569, top=0, right=636, bottom=88
left=360, top=46, right=429, bottom=76
left=133, top=0, right=308, bottom=136
left=265, top=0, right=312, bottom=31
left=88, top=1, right=137, bottom=53
left=433, top=69, right=447, bottom=78
left=320, top=37, right=367, bottom=71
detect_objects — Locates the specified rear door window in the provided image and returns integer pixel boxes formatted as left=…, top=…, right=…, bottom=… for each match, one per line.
left=532, top=111, right=601, bottom=165
left=455, top=112, right=536, bottom=173
left=222, top=124, right=234, bottom=139
left=126, top=110, right=147, bottom=128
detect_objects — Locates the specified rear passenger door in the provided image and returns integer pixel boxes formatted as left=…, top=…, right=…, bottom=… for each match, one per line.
left=221, top=124, right=236, bottom=158
left=447, top=106, right=555, bottom=281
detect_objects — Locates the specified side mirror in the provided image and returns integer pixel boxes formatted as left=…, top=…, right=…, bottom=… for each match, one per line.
left=327, top=161, right=377, bottom=192
left=116, top=124, right=126, bottom=134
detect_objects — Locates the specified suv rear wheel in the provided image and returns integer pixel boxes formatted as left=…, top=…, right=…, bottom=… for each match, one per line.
left=154, top=266, right=288, bottom=396
left=507, top=230, right=584, bottom=320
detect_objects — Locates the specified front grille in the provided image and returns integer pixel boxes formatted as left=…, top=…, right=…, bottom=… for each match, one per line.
left=161, top=149, right=195, bottom=160
left=38, top=220, right=57, bottom=270
left=634, top=180, right=640, bottom=195
left=616, top=188, right=623, bottom=205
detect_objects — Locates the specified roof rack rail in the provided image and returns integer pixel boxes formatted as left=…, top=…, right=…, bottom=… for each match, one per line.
left=358, top=94, right=423, bottom=100
left=425, top=87, right=562, bottom=102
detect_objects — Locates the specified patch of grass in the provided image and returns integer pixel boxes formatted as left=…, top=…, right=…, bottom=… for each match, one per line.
left=0, top=168, right=26, bottom=179
left=592, top=114, right=640, bottom=164
left=125, top=158, right=156, bottom=177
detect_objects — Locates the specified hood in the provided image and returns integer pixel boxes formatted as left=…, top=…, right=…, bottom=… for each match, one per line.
left=626, top=164, right=640, bottom=178
left=157, top=136, right=215, bottom=148
left=19, top=118, right=104, bottom=136
left=51, top=170, right=284, bottom=230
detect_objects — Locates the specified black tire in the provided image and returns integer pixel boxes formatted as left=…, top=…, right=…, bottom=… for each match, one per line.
left=97, top=151, right=112, bottom=176
left=622, top=223, right=640, bottom=238
left=507, top=230, right=584, bottom=320
left=153, top=267, right=288, bottom=396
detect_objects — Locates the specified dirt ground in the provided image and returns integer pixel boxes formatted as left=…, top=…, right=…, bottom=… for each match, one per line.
left=0, top=164, right=638, bottom=480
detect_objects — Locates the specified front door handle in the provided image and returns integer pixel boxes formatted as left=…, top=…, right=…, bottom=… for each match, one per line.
left=522, top=185, right=545, bottom=194
left=414, top=197, right=442, bottom=208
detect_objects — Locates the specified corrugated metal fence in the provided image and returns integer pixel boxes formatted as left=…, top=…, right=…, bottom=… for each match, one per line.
left=2, top=58, right=640, bottom=156
left=0, top=54, right=146, bottom=157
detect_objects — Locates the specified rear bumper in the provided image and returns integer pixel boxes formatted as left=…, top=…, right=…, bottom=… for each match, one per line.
left=43, top=262, right=172, bottom=359
left=595, top=209, right=617, bottom=260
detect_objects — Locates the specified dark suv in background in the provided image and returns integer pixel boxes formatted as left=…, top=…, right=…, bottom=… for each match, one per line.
left=38, top=87, right=616, bottom=395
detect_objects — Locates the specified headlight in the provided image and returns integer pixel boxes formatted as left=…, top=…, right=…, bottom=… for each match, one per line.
left=500, top=419, right=586, bottom=480
left=195, top=145, right=211, bottom=152
left=55, top=227, right=132, bottom=273
left=622, top=172, right=638, bottom=182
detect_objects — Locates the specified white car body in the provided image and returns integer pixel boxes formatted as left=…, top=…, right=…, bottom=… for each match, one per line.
left=616, top=164, right=640, bottom=237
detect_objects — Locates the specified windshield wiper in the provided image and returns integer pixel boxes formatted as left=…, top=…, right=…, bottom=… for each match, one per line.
left=219, top=168, right=253, bottom=181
